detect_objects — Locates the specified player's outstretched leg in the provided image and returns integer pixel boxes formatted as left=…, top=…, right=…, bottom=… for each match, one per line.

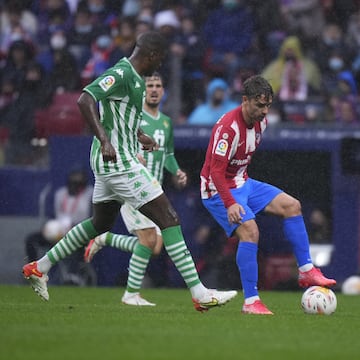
left=23, top=219, right=99, bottom=301
left=162, top=225, right=238, bottom=312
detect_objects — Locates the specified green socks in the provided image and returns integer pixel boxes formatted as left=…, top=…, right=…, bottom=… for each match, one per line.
left=161, top=225, right=201, bottom=288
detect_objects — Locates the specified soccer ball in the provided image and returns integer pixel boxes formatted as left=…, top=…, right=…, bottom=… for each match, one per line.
left=301, top=286, right=337, bottom=315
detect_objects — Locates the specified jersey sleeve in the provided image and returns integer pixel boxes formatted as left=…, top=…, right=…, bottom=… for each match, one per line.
left=83, top=65, right=130, bottom=102
left=164, top=118, right=180, bottom=175
left=210, top=125, right=237, bottom=208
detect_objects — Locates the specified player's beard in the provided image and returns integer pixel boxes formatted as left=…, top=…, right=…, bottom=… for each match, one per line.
left=146, top=101, right=159, bottom=108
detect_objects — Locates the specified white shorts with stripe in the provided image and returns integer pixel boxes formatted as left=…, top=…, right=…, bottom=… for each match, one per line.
left=92, top=162, right=163, bottom=210
left=120, top=202, right=161, bottom=236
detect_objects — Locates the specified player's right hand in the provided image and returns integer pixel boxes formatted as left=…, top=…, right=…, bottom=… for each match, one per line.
left=101, top=140, right=117, bottom=163
left=227, top=203, right=245, bottom=224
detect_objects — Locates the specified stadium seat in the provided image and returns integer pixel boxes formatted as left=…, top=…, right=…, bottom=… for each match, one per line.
left=35, top=92, right=87, bottom=138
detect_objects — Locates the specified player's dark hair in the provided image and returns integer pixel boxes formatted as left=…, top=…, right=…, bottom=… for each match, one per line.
left=136, top=31, right=167, bottom=55
left=145, top=71, right=163, bottom=83
left=243, top=75, right=274, bottom=101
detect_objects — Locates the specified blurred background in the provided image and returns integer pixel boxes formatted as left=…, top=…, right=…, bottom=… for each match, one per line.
left=1, top=0, right=360, bottom=292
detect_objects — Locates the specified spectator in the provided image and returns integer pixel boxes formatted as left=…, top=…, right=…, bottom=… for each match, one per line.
left=24, top=167, right=95, bottom=285
left=0, top=39, right=35, bottom=90
left=278, top=57, right=308, bottom=101
left=330, top=71, right=360, bottom=126
left=320, top=46, right=352, bottom=97
left=135, top=11, right=154, bottom=37
left=322, top=0, right=358, bottom=32
left=0, top=73, right=18, bottom=116
left=81, top=32, right=114, bottom=86
left=261, top=36, right=322, bottom=100
left=279, top=0, right=325, bottom=49
left=179, top=12, right=206, bottom=116
left=312, top=22, right=354, bottom=76
left=347, top=10, right=360, bottom=88
left=34, top=0, right=72, bottom=52
left=187, top=78, right=239, bottom=126
left=249, top=0, right=287, bottom=65
left=153, top=9, right=185, bottom=121
left=0, top=61, right=48, bottom=164
left=0, top=0, right=37, bottom=57
left=37, top=30, right=81, bottom=93
left=202, top=0, right=255, bottom=80
left=87, top=0, right=115, bottom=27
left=108, top=16, right=136, bottom=67
left=67, top=4, right=101, bottom=70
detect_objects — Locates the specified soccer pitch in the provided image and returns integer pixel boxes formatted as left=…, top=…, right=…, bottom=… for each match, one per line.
left=1, top=285, right=359, bottom=360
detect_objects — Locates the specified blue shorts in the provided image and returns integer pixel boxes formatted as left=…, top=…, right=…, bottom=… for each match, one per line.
left=202, top=178, right=282, bottom=237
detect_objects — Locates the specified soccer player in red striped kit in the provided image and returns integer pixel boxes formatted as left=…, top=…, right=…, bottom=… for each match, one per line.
left=200, top=75, right=336, bottom=315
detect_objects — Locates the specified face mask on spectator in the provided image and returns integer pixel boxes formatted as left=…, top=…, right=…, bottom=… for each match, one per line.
left=223, top=0, right=239, bottom=10
left=328, top=57, right=344, bottom=71
left=51, top=34, right=67, bottom=50
left=76, top=24, right=93, bottom=34
left=96, top=35, right=112, bottom=49
left=89, top=3, right=104, bottom=13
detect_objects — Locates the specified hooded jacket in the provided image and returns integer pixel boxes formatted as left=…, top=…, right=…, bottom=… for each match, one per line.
left=187, top=78, right=239, bottom=125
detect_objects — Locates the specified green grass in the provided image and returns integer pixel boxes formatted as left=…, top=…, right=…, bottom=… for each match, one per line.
left=1, top=285, right=359, bottom=360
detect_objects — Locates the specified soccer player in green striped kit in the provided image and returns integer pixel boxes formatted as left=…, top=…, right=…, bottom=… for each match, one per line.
left=84, top=71, right=188, bottom=306
left=23, top=31, right=237, bottom=311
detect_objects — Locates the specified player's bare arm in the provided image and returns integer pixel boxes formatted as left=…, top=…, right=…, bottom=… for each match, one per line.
left=137, top=128, right=159, bottom=152
left=77, top=92, right=116, bottom=163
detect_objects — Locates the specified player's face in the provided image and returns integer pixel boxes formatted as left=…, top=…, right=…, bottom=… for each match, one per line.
left=145, top=77, right=164, bottom=107
left=242, top=94, right=272, bottom=127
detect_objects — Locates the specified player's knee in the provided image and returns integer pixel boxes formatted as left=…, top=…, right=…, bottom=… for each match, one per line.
left=91, top=218, right=113, bottom=234
left=285, top=197, right=302, bottom=217
left=237, top=220, right=259, bottom=242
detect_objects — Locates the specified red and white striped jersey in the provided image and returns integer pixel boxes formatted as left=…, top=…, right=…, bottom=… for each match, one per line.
left=200, top=105, right=267, bottom=207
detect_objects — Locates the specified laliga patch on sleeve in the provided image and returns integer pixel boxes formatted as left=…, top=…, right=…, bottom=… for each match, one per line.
left=99, top=75, right=115, bottom=91
left=215, top=139, right=228, bottom=156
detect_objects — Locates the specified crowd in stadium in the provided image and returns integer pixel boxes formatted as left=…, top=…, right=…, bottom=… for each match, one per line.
left=1, top=0, right=360, bottom=165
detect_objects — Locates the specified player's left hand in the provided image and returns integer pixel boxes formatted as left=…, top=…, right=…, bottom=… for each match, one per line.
left=175, top=169, right=187, bottom=188
left=138, top=132, right=159, bottom=152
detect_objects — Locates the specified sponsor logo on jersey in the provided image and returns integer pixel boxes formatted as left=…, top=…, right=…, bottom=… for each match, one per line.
left=114, top=69, right=124, bottom=78
left=215, top=139, right=228, bottom=156
left=99, top=76, right=115, bottom=91
left=230, top=155, right=250, bottom=166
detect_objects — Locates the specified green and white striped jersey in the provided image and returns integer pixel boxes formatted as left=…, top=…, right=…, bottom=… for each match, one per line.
left=139, top=109, right=179, bottom=184
left=83, top=58, right=145, bottom=175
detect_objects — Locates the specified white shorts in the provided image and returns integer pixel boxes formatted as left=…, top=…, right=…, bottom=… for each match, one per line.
left=92, top=162, right=163, bottom=210
left=120, top=202, right=161, bottom=236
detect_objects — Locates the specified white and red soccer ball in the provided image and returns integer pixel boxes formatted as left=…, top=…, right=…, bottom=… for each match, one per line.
left=301, top=286, right=337, bottom=315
